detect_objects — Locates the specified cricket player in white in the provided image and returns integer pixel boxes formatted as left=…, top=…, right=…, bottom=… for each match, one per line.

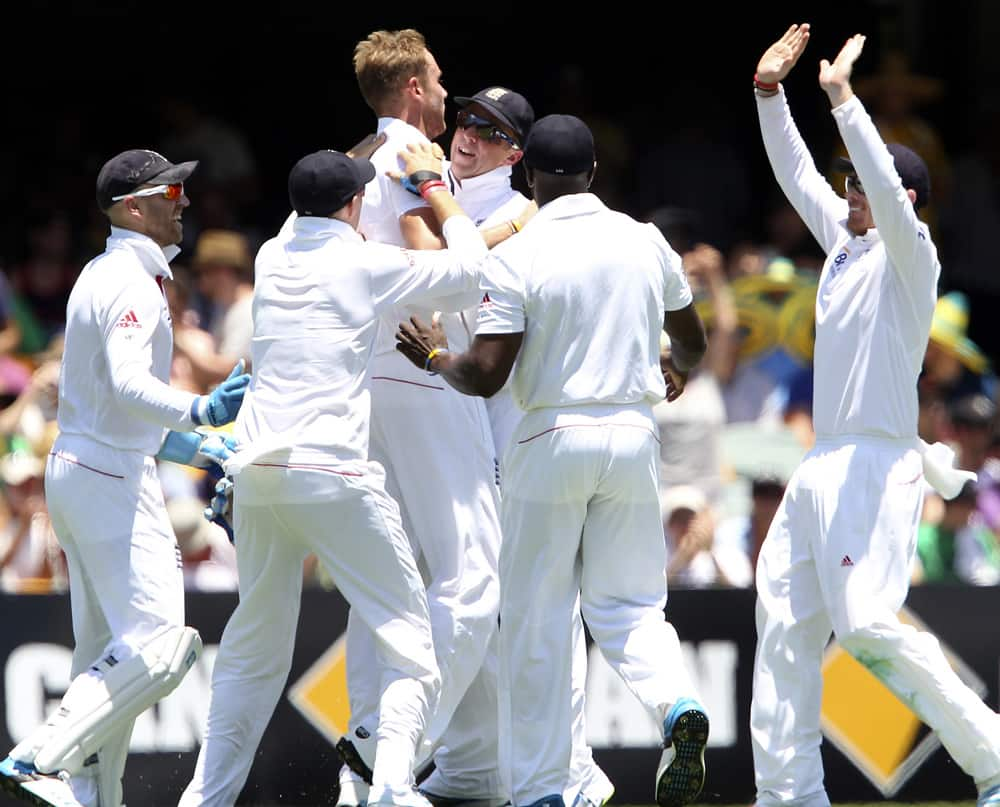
left=0, top=149, right=250, bottom=807
left=177, top=143, right=490, bottom=807
left=421, top=87, right=614, bottom=807
left=337, top=32, right=532, bottom=807
left=396, top=115, right=711, bottom=807
left=751, top=24, right=1000, bottom=807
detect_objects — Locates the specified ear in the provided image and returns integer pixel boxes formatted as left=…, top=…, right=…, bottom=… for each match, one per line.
left=407, top=75, right=422, bottom=98
left=507, top=150, right=524, bottom=167
left=906, top=188, right=917, bottom=206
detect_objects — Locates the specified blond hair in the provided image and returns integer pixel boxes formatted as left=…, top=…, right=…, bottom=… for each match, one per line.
left=353, top=29, right=429, bottom=114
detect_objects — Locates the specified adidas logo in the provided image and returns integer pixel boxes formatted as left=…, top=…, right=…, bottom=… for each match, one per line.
left=479, top=292, right=493, bottom=307
left=840, top=555, right=854, bottom=567
left=116, top=310, right=141, bottom=329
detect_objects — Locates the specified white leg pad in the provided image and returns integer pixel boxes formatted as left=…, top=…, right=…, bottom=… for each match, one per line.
left=33, top=626, right=201, bottom=775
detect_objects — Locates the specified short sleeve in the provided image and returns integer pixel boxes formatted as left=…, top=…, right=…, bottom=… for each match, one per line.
left=651, top=224, right=693, bottom=311
left=475, top=253, right=525, bottom=335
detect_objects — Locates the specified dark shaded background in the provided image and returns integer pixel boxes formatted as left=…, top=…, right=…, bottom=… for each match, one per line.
left=2, top=1, right=999, bottom=356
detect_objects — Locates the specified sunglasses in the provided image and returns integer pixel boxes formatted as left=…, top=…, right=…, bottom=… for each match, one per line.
left=112, top=183, right=184, bottom=202
left=456, top=110, right=520, bottom=149
left=844, top=175, right=865, bottom=196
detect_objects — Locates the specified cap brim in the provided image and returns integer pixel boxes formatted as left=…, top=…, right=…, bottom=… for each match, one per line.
left=355, top=156, right=376, bottom=186
left=833, top=156, right=855, bottom=173
left=455, top=96, right=520, bottom=144
left=149, top=159, right=199, bottom=184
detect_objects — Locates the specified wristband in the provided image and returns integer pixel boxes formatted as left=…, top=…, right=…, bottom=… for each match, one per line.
left=419, top=180, right=448, bottom=199
left=425, top=347, right=449, bottom=375
left=401, top=169, right=443, bottom=196
left=753, top=73, right=779, bottom=91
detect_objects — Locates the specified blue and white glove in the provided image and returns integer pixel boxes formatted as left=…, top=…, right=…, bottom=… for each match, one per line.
left=204, top=476, right=234, bottom=544
left=191, top=361, right=251, bottom=427
left=157, top=430, right=236, bottom=471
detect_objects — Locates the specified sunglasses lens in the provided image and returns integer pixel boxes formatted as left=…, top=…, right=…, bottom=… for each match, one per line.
left=164, top=183, right=183, bottom=201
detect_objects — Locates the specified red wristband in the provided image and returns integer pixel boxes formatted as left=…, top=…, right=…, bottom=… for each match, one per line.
left=419, top=180, right=447, bottom=199
left=754, top=73, right=779, bottom=91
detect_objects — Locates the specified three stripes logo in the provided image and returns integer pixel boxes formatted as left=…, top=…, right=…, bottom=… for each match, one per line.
left=116, top=310, right=141, bottom=329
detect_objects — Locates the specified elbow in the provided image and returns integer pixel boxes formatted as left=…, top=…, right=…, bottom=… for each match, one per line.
left=473, top=377, right=505, bottom=398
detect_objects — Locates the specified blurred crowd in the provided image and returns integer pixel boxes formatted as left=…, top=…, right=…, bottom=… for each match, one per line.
left=1, top=54, right=997, bottom=595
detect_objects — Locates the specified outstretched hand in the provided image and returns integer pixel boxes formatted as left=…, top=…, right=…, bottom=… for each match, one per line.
left=396, top=314, right=449, bottom=371
left=756, top=23, right=811, bottom=85
left=819, top=33, right=865, bottom=105
left=386, top=142, right=446, bottom=187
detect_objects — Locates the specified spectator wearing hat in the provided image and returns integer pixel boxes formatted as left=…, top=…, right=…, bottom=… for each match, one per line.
left=661, top=484, right=752, bottom=588
left=395, top=113, right=710, bottom=807
left=0, top=450, right=66, bottom=594
left=172, top=229, right=255, bottom=388
left=0, top=148, right=249, bottom=807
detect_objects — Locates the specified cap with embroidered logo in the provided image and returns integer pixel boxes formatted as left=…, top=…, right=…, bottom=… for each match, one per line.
left=96, top=149, right=198, bottom=211
left=455, top=86, right=535, bottom=146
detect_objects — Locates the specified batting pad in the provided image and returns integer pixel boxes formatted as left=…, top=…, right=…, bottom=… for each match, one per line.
left=33, top=626, right=202, bottom=774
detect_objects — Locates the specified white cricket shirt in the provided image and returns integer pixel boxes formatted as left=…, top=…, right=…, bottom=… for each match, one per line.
left=231, top=214, right=485, bottom=466
left=57, top=227, right=197, bottom=456
left=757, top=90, right=939, bottom=439
left=476, top=193, right=692, bottom=411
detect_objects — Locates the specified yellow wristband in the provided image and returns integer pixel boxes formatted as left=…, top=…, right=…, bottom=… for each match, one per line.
left=425, top=347, right=449, bottom=374
left=427, top=348, right=445, bottom=361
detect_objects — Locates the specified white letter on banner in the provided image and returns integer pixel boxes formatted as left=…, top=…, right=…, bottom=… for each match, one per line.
left=4, top=644, right=73, bottom=743
left=585, top=640, right=737, bottom=748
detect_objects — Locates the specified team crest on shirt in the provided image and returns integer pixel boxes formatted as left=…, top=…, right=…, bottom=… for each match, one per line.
left=116, top=310, right=142, bottom=329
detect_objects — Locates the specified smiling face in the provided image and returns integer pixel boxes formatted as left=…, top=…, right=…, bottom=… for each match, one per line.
left=449, top=102, right=522, bottom=180
left=116, top=183, right=191, bottom=247
left=844, top=174, right=875, bottom=236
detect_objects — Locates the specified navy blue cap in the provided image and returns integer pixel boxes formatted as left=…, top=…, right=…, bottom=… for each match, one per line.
left=96, top=149, right=198, bottom=210
left=455, top=86, right=535, bottom=146
left=835, top=143, right=931, bottom=209
left=288, top=150, right=376, bottom=217
left=523, top=114, right=595, bottom=175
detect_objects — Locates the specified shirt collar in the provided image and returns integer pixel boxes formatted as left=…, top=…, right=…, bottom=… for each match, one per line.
left=376, top=117, right=429, bottom=142
left=291, top=215, right=363, bottom=243
left=445, top=161, right=513, bottom=198
left=106, top=226, right=178, bottom=280
left=533, top=192, right=605, bottom=224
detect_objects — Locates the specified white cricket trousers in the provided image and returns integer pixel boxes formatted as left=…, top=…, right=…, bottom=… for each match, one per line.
left=752, top=435, right=1000, bottom=807
left=44, top=433, right=185, bottom=807
left=499, top=404, right=697, bottom=806
left=344, top=358, right=504, bottom=797
left=179, top=458, right=440, bottom=807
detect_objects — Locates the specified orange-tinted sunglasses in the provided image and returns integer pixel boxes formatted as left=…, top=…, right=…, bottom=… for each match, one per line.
left=111, top=183, right=184, bottom=202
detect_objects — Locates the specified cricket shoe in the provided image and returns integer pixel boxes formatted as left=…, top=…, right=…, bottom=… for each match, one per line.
left=337, top=765, right=370, bottom=807
left=0, top=757, right=83, bottom=807
left=979, top=783, right=1000, bottom=807
left=367, top=783, right=435, bottom=807
left=655, top=697, right=709, bottom=807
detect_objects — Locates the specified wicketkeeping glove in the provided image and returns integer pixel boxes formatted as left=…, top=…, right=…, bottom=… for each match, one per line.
left=204, top=476, right=235, bottom=544
left=191, top=361, right=251, bottom=427
left=157, top=430, right=236, bottom=470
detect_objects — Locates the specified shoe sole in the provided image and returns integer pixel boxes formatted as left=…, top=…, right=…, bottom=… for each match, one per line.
left=655, top=709, right=709, bottom=807
left=0, top=776, right=74, bottom=807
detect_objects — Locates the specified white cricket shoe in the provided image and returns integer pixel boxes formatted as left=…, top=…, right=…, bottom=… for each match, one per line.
left=337, top=765, right=370, bottom=807
left=655, top=697, right=709, bottom=807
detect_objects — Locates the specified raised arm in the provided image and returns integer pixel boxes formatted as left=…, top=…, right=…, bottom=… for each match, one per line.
left=822, top=35, right=939, bottom=287
left=755, top=23, right=847, bottom=254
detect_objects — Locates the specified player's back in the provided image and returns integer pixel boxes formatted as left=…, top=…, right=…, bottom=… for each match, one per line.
left=485, top=193, right=688, bottom=413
